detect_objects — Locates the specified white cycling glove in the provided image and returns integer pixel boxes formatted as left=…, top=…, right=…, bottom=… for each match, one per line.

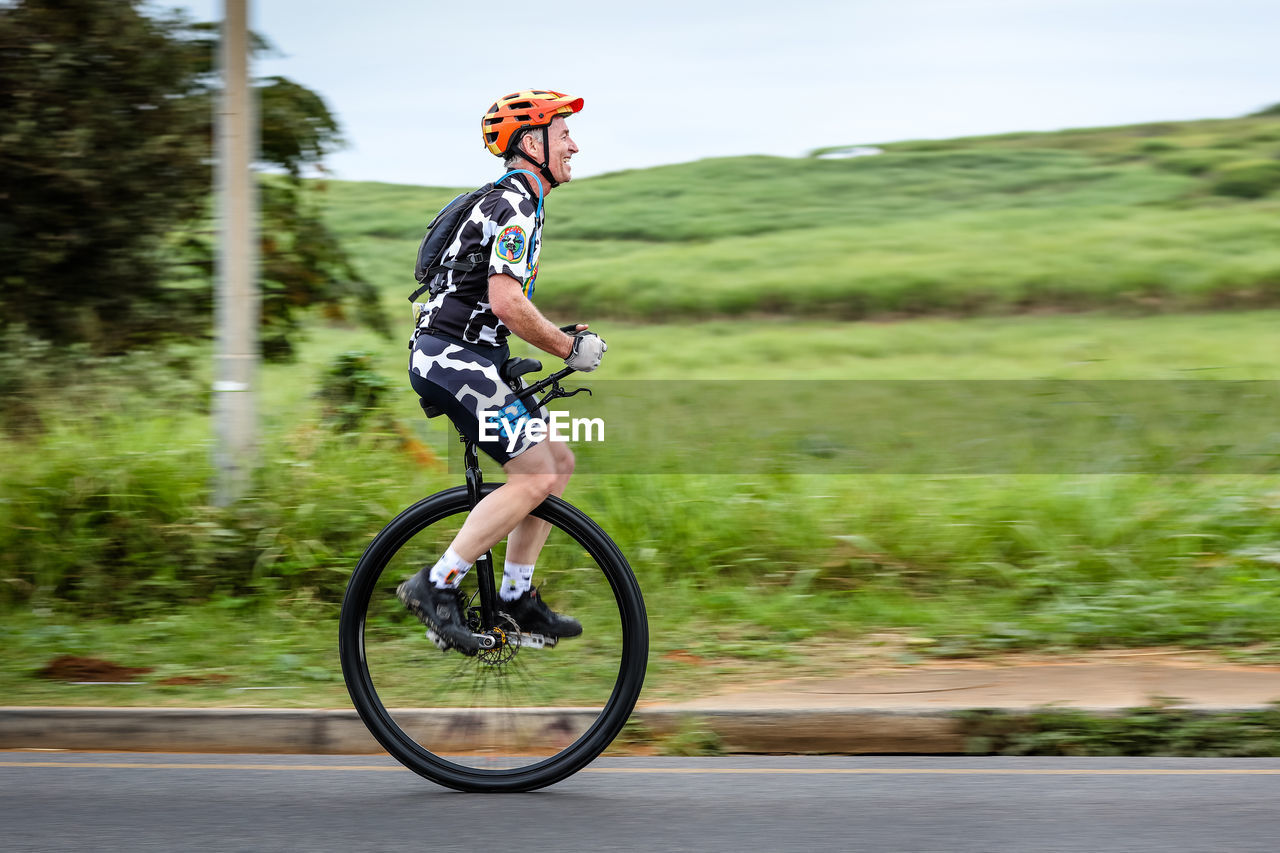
left=565, top=331, right=607, bottom=372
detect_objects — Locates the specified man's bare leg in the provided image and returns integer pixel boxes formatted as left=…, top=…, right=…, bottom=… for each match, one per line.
left=417, top=439, right=582, bottom=638
left=395, top=440, right=578, bottom=652
left=505, top=441, right=575, bottom=565
left=447, top=440, right=574, bottom=564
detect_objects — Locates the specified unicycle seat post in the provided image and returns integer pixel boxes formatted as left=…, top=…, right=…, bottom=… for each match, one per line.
left=461, top=435, right=483, bottom=505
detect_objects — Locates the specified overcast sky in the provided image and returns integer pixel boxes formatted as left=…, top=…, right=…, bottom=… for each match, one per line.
left=159, top=1, right=1280, bottom=188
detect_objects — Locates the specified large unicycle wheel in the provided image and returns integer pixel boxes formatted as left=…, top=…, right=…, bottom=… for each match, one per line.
left=339, top=484, right=648, bottom=792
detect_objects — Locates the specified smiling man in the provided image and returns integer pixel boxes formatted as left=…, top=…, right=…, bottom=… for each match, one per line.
left=399, top=90, right=607, bottom=655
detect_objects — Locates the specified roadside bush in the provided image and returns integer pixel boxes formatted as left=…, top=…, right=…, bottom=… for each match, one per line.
left=316, top=350, right=393, bottom=432
left=1211, top=160, right=1280, bottom=198
left=0, top=327, right=57, bottom=434
left=965, top=703, right=1280, bottom=757
left=0, top=327, right=206, bottom=437
left=0, top=413, right=432, bottom=615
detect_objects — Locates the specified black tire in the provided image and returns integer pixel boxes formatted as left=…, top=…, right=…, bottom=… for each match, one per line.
left=339, top=484, right=648, bottom=792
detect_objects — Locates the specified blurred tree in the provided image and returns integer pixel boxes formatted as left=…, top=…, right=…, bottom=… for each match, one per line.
left=0, top=0, right=386, bottom=358
left=256, top=179, right=389, bottom=360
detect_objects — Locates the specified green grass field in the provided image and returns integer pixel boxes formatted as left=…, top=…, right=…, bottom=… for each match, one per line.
left=5, top=109, right=1280, bottom=705
left=4, top=312, right=1280, bottom=705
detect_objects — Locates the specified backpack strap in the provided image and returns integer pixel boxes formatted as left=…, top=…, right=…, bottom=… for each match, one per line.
left=408, top=253, right=485, bottom=303
left=495, top=169, right=545, bottom=220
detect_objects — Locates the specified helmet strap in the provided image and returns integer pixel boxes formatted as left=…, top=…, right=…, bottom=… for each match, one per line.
left=511, top=126, right=560, bottom=190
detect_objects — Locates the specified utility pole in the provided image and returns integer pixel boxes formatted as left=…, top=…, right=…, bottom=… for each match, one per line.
left=212, top=0, right=258, bottom=506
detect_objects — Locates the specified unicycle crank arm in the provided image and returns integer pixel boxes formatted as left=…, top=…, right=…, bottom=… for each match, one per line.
left=425, top=629, right=558, bottom=651
left=424, top=629, right=505, bottom=651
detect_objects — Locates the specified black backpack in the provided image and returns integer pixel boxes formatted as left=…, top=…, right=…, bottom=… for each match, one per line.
left=408, top=170, right=543, bottom=303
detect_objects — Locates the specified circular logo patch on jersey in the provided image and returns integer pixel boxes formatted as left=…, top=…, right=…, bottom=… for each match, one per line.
left=496, top=225, right=526, bottom=263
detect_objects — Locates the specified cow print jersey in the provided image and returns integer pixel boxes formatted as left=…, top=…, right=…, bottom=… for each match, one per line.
left=414, top=173, right=544, bottom=347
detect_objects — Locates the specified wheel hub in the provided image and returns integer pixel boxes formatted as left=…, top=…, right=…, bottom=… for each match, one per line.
left=474, top=612, right=521, bottom=666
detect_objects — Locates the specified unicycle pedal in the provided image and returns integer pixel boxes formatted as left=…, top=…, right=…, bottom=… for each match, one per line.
left=516, top=633, right=558, bottom=649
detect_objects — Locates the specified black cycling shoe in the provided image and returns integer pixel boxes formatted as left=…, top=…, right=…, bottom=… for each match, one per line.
left=396, top=571, right=479, bottom=656
left=502, top=587, right=582, bottom=639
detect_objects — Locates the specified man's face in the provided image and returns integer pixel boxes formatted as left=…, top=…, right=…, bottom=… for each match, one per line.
left=545, top=116, right=579, bottom=185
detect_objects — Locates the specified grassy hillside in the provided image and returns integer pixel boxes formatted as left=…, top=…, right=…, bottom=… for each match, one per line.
left=322, top=111, right=1280, bottom=321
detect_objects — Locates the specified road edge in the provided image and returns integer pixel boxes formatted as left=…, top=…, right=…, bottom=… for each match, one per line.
left=3, top=705, right=1278, bottom=755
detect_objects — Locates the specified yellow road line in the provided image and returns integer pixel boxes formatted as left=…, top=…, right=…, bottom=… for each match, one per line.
left=589, top=768, right=1280, bottom=776
left=3, top=762, right=1280, bottom=776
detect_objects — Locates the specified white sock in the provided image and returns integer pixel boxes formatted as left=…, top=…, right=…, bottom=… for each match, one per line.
left=428, top=547, right=472, bottom=589
left=499, top=561, right=535, bottom=601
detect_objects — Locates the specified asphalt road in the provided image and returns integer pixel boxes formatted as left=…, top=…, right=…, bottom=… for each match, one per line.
left=4, top=754, right=1280, bottom=852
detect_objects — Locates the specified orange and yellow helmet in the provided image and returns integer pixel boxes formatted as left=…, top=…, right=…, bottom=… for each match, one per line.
left=482, top=89, right=584, bottom=157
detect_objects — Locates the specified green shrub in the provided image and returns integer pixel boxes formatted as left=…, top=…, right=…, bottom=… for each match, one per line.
left=1211, top=159, right=1280, bottom=198
left=0, top=327, right=57, bottom=434
left=0, top=327, right=206, bottom=436
left=0, top=413, right=430, bottom=614
left=316, top=350, right=393, bottom=431
left=964, top=703, right=1280, bottom=757
left=1155, top=149, right=1225, bottom=176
